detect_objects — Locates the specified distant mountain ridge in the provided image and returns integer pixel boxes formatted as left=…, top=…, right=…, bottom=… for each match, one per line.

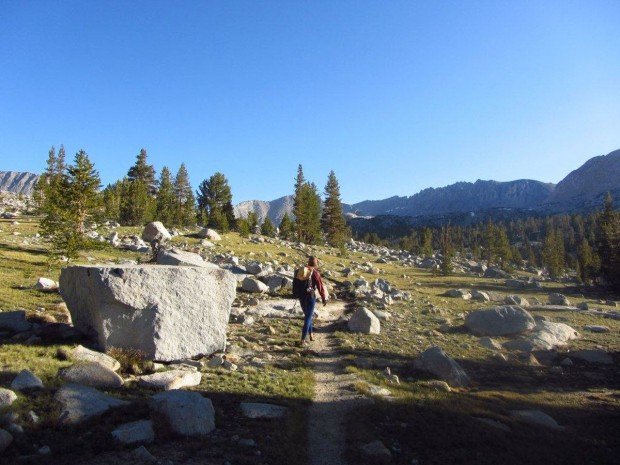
left=232, top=148, right=620, bottom=225
left=0, top=171, right=39, bottom=195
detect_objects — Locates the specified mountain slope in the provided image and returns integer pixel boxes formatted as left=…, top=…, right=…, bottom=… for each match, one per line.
left=542, top=149, right=620, bottom=212
left=233, top=195, right=296, bottom=225
left=351, top=179, right=555, bottom=217
left=0, top=171, right=39, bottom=195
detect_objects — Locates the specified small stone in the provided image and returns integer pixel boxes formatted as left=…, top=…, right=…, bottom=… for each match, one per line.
left=583, top=325, right=610, bottom=333
left=207, top=355, right=224, bottom=368
left=0, top=388, right=17, bottom=407
left=360, top=440, right=392, bottom=463
left=11, top=369, right=44, bottom=391
left=72, top=345, right=121, bottom=372
left=6, top=423, right=23, bottom=435
left=112, top=420, right=155, bottom=445
left=510, top=409, right=564, bottom=430
left=150, top=390, right=215, bottom=436
left=138, top=370, right=201, bottom=390
left=549, top=366, right=563, bottom=375
left=131, top=445, right=158, bottom=463
left=38, top=445, right=51, bottom=455
left=560, top=357, right=573, bottom=367
left=60, top=362, right=124, bottom=389
left=0, top=429, right=14, bottom=453
left=240, top=402, right=288, bottom=419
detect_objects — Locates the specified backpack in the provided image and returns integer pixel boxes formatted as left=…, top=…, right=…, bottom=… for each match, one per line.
left=292, top=267, right=313, bottom=299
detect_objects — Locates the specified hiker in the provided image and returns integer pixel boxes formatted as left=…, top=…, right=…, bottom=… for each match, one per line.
left=293, top=256, right=327, bottom=345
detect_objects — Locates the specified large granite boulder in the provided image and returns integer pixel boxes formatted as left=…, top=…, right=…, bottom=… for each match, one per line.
left=59, top=265, right=236, bottom=361
left=197, top=228, right=221, bottom=241
left=141, top=222, right=171, bottom=244
left=464, top=306, right=536, bottom=336
left=503, top=320, right=579, bottom=351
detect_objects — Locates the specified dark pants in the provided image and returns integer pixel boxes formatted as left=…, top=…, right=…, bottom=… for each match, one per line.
left=300, top=294, right=316, bottom=340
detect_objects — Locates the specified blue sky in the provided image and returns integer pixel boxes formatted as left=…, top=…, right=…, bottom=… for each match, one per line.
left=1, top=1, right=619, bottom=204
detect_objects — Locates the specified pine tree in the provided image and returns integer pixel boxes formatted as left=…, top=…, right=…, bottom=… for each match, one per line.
left=173, top=163, right=195, bottom=226
left=577, top=238, right=598, bottom=283
left=246, top=212, right=259, bottom=233
left=296, top=182, right=322, bottom=244
left=261, top=217, right=276, bottom=237
left=439, top=225, right=454, bottom=275
left=155, top=167, right=176, bottom=226
left=598, top=193, right=620, bottom=289
left=196, top=172, right=235, bottom=232
left=482, top=221, right=496, bottom=265
left=279, top=213, right=295, bottom=240
left=42, top=150, right=101, bottom=258
left=237, top=218, right=251, bottom=238
left=127, top=148, right=157, bottom=194
left=542, top=229, right=565, bottom=278
left=292, top=164, right=306, bottom=239
left=101, top=181, right=123, bottom=221
left=321, top=170, right=349, bottom=248
left=421, top=228, right=433, bottom=258
left=495, top=225, right=513, bottom=269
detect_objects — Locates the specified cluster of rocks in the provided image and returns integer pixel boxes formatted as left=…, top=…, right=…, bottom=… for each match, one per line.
left=0, top=191, right=36, bottom=217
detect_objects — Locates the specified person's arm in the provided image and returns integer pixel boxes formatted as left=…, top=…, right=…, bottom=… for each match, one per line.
left=313, top=270, right=327, bottom=305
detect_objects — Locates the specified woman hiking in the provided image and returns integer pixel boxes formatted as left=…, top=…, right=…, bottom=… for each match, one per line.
left=295, top=256, right=327, bottom=346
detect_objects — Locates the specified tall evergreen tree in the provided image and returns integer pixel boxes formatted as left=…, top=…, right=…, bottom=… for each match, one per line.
left=261, top=217, right=276, bottom=237
left=321, top=170, right=349, bottom=248
left=196, top=172, right=235, bottom=231
left=173, top=163, right=195, bottom=226
left=246, top=212, right=259, bottom=233
left=439, top=225, right=454, bottom=275
left=296, top=182, right=322, bottom=244
left=279, top=213, right=295, bottom=240
left=155, top=167, right=176, bottom=225
left=127, top=148, right=157, bottom=194
left=542, top=229, right=565, bottom=278
left=41, top=150, right=101, bottom=258
left=421, top=227, right=433, bottom=258
left=292, top=164, right=306, bottom=238
left=101, top=181, right=123, bottom=221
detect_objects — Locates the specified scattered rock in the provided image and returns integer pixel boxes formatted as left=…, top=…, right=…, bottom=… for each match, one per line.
left=112, top=420, right=155, bottom=445
left=505, top=295, right=530, bottom=307
left=0, top=389, right=17, bottom=407
left=156, top=248, right=213, bottom=267
left=367, top=384, right=392, bottom=397
left=413, top=346, right=470, bottom=387
left=242, top=277, right=269, bottom=293
left=418, top=380, right=451, bottom=392
left=465, top=306, right=536, bottom=336
left=570, top=349, right=613, bottom=364
left=54, top=384, right=129, bottom=424
left=446, top=289, right=471, bottom=300
left=471, top=290, right=490, bottom=301
left=10, top=369, right=44, bottom=391
left=197, top=228, right=221, bottom=241
left=34, top=277, right=59, bottom=292
left=484, top=267, right=510, bottom=279
left=60, top=362, right=124, bottom=389
left=138, top=370, right=201, bottom=390
left=510, top=409, right=564, bottom=430
left=478, top=336, right=502, bottom=351
left=360, top=440, right=392, bottom=463
left=141, top=221, right=171, bottom=244
left=583, top=325, right=610, bottom=333
left=0, top=310, right=31, bottom=333
left=59, top=265, right=236, bottom=361
left=474, top=417, right=511, bottom=432
left=240, top=402, right=288, bottom=419
left=548, top=293, right=571, bottom=307
left=0, top=429, right=13, bottom=453
left=72, top=345, right=121, bottom=372
left=348, top=307, right=381, bottom=334
left=150, top=390, right=215, bottom=436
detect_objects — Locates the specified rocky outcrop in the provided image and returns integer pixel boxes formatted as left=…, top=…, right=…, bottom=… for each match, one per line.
left=59, top=265, right=236, bottom=361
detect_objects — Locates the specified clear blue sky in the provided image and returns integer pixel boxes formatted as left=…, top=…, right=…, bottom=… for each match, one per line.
left=1, top=1, right=619, bottom=204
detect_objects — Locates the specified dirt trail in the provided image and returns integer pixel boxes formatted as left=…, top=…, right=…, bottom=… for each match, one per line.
left=307, top=302, right=367, bottom=465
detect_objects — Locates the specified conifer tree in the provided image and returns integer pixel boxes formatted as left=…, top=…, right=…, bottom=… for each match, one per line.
left=246, top=212, right=259, bottom=233
left=120, top=149, right=157, bottom=225
left=577, top=238, right=598, bottom=283
left=321, top=170, right=349, bottom=248
left=173, top=163, right=195, bottom=226
left=261, top=217, right=276, bottom=237
left=292, top=164, right=306, bottom=238
left=155, top=167, right=176, bottom=225
left=598, top=193, right=620, bottom=289
left=101, top=181, right=123, bottom=220
left=237, top=218, right=251, bottom=238
left=196, top=172, right=235, bottom=232
left=439, top=225, right=454, bottom=275
left=279, top=213, right=295, bottom=240
left=421, top=227, right=433, bottom=258
left=41, top=150, right=101, bottom=258
left=542, top=229, right=565, bottom=278
left=296, top=182, right=322, bottom=244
